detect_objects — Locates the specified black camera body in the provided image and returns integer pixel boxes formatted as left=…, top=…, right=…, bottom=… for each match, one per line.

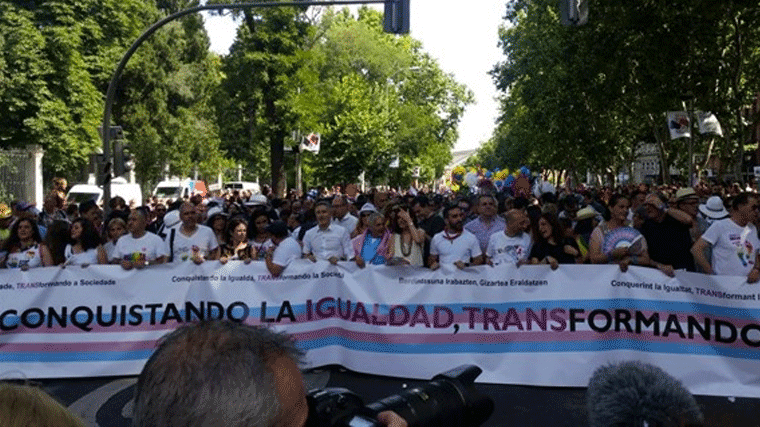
left=305, top=365, right=494, bottom=427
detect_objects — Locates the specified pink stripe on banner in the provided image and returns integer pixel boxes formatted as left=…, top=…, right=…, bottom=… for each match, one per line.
left=289, top=327, right=751, bottom=350
left=0, top=340, right=157, bottom=353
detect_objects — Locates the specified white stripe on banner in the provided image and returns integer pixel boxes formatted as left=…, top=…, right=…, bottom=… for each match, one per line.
left=1, top=261, right=759, bottom=397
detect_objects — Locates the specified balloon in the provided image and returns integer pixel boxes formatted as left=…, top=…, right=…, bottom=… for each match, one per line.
left=505, top=175, right=515, bottom=187
left=451, top=184, right=460, bottom=192
left=494, top=180, right=504, bottom=191
left=464, top=172, right=478, bottom=188
left=520, top=166, right=530, bottom=176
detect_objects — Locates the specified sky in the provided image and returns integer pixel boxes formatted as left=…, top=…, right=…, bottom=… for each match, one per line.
left=202, top=1, right=507, bottom=153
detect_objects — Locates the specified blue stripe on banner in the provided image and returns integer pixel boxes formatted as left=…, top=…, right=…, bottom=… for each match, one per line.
left=296, top=337, right=760, bottom=360
left=3, top=339, right=756, bottom=364
left=0, top=350, right=154, bottom=363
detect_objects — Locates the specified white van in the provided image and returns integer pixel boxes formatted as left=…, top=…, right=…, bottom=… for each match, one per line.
left=153, top=178, right=207, bottom=201
left=223, top=181, right=261, bottom=194
left=66, top=178, right=143, bottom=207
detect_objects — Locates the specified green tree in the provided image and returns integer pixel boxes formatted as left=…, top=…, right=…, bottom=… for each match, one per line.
left=291, top=7, right=472, bottom=188
left=487, top=0, right=760, bottom=184
left=214, top=0, right=310, bottom=197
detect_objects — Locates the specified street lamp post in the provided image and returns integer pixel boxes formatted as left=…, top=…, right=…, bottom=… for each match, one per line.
left=100, top=0, right=390, bottom=214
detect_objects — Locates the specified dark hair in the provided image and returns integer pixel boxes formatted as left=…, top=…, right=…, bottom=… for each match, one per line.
left=248, top=209, right=271, bottom=240
left=78, top=200, right=98, bottom=215
left=731, top=192, right=755, bottom=210
left=412, top=195, right=431, bottom=208
left=442, top=203, right=461, bottom=220
left=70, top=218, right=102, bottom=250
left=225, top=217, right=248, bottom=245
left=603, top=194, right=628, bottom=221
left=44, top=220, right=71, bottom=266
left=538, top=212, right=565, bottom=245
left=3, top=217, right=42, bottom=253
left=133, top=320, right=303, bottom=427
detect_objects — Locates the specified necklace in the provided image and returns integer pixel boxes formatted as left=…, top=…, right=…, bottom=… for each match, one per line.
left=400, top=233, right=412, bottom=256
left=443, top=229, right=462, bottom=243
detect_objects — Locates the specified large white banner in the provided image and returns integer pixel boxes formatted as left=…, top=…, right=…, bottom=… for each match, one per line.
left=1, top=261, right=760, bottom=397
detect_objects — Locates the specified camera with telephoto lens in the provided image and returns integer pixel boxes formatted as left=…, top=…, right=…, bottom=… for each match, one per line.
left=304, top=365, right=494, bottom=427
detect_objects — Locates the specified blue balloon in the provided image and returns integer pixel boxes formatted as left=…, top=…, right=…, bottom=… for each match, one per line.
left=520, top=166, right=530, bottom=176
left=505, top=175, right=515, bottom=186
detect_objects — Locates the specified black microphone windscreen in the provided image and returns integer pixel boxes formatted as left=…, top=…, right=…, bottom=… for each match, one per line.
left=586, top=361, right=704, bottom=427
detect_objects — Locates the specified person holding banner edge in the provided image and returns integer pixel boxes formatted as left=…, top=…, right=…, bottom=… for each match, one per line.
left=691, top=192, right=760, bottom=282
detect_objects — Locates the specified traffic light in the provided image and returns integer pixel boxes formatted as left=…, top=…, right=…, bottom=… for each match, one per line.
left=384, top=0, right=410, bottom=34
left=560, top=0, right=588, bottom=26
left=113, top=140, right=133, bottom=177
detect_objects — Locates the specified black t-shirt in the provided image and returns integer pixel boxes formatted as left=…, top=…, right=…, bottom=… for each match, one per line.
left=529, top=238, right=578, bottom=264
left=418, top=214, right=445, bottom=267
left=640, top=215, right=694, bottom=271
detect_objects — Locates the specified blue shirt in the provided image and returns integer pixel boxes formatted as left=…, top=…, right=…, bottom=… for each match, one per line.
left=360, top=235, right=386, bottom=265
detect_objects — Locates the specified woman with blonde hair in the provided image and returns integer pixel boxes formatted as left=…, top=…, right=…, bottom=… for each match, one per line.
left=0, top=382, right=86, bottom=427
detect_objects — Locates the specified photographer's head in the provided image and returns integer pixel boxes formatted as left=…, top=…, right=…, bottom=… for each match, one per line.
left=133, top=320, right=306, bottom=427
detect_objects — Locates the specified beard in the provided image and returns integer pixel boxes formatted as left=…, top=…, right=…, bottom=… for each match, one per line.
left=448, top=221, right=464, bottom=232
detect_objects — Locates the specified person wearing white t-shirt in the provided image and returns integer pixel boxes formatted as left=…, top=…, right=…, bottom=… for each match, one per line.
left=113, top=209, right=168, bottom=269
left=429, top=205, right=483, bottom=270
left=265, top=221, right=302, bottom=277
left=165, top=203, right=220, bottom=264
left=486, top=209, right=532, bottom=267
left=692, top=192, right=760, bottom=282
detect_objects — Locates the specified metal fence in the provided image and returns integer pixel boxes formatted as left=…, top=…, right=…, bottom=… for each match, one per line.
left=0, top=145, right=44, bottom=207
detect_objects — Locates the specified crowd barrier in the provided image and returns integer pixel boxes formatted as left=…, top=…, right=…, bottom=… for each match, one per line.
left=1, top=260, right=759, bottom=398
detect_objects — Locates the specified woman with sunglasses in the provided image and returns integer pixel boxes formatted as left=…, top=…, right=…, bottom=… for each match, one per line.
left=386, top=204, right=424, bottom=266
left=352, top=204, right=376, bottom=238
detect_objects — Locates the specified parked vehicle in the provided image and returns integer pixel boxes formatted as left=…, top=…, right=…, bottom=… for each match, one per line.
left=152, top=178, right=207, bottom=201
left=66, top=178, right=143, bottom=207
left=223, top=181, right=261, bottom=194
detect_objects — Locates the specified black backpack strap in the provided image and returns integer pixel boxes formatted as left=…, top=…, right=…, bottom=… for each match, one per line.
left=169, top=228, right=175, bottom=262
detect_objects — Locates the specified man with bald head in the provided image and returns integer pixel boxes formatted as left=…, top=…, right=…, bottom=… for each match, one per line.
left=486, top=209, right=532, bottom=267
left=113, top=208, right=168, bottom=269
left=165, top=202, right=219, bottom=264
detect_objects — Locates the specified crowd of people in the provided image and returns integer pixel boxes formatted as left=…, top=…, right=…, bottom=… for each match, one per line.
left=0, top=178, right=757, bottom=281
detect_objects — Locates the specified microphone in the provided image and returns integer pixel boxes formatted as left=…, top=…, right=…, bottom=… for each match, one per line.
left=586, top=361, right=704, bottom=427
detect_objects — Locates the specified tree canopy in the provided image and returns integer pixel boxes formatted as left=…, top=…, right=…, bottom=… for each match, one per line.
left=1, top=1, right=471, bottom=194
left=479, top=0, right=760, bottom=184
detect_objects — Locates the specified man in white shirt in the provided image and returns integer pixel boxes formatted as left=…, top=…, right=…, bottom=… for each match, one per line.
left=302, top=201, right=352, bottom=265
left=692, top=192, right=760, bottom=281
left=166, top=202, right=220, bottom=264
left=265, top=221, right=302, bottom=277
left=486, top=209, right=532, bottom=267
left=429, top=205, right=483, bottom=270
left=113, top=209, right=168, bottom=269
left=332, top=195, right=358, bottom=234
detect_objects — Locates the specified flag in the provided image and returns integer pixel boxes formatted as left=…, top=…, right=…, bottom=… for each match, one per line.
left=300, top=133, right=320, bottom=153
left=667, top=111, right=691, bottom=139
left=697, top=112, right=723, bottom=136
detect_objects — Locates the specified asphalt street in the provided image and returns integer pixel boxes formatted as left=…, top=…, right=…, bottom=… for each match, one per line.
left=29, top=365, right=760, bottom=427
